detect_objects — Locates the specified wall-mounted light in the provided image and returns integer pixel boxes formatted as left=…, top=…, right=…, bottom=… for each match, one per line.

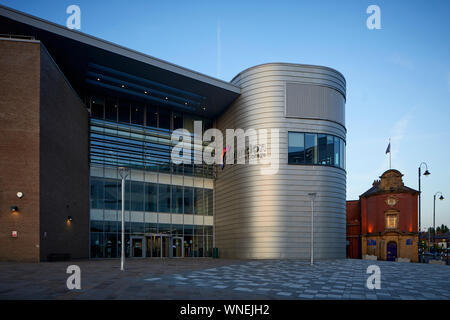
left=67, top=216, right=73, bottom=222
left=17, top=192, right=24, bottom=199
left=10, top=206, right=18, bottom=212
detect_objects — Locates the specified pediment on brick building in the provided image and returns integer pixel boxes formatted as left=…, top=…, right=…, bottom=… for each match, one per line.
left=360, top=169, right=419, bottom=197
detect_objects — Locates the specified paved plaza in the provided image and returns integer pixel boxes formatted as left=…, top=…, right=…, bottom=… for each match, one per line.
left=0, top=258, right=449, bottom=300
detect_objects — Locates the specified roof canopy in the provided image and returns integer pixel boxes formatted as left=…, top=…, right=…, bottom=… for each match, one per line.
left=0, top=5, right=240, bottom=118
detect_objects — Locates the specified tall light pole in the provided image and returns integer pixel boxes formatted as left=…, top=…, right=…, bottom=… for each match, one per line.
left=308, top=192, right=317, bottom=266
left=433, top=191, right=444, bottom=245
left=119, top=167, right=129, bottom=271
left=418, top=162, right=430, bottom=262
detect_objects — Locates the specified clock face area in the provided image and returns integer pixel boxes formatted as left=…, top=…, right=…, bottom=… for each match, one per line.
left=385, top=196, right=398, bottom=207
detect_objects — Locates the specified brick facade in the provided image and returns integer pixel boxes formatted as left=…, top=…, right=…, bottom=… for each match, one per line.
left=0, top=39, right=89, bottom=261
left=346, top=169, right=419, bottom=262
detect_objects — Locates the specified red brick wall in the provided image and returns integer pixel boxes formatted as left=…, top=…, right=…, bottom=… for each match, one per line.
left=361, top=193, right=418, bottom=234
left=346, top=200, right=361, bottom=258
left=0, top=40, right=41, bottom=262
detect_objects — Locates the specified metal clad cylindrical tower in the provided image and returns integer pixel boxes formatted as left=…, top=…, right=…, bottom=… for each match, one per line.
left=215, top=63, right=346, bottom=259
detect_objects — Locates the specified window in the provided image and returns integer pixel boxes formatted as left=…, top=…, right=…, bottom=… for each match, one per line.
left=288, top=131, right=345, bottom=169
left=158, top=184, right=171, bottom=213
left=194, top=188, right=204, bottom=215
left=184, top=186, right=193, bottom=214
left=334, top=137, right=340, bottom=167
left=288, top=132, right=305, bottom=164
left=146, top=105, right=158, bottom=128
left=318, top=134, right=331, bottom=165
left=145, top=182, right=157, bottom=212
left=118, top=100, right=130, bottom=123
left=386, top=213, right=398, bottom=229
left=172, top=185, right=183, bottom=214
left=130, top=181, right=144, bottom=211
left=205, top=189, right=213, bottom=216
left=173, top=112, right=183, bottom=130
left=158, top=108, right=171, bottom=130
left=91, top=97, right=104, bottom=119
left=105, top=97, right=118, bottom=121
left=305, top=134, right=317, bottom=164
left=130, top=103, right=144, bottom=126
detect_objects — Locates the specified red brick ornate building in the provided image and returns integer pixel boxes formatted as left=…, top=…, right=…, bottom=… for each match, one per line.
left=346, top=169, right=419, bottom=262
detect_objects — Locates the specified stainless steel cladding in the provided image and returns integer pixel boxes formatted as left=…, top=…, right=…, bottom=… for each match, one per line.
left=215, top=63, right=347, bottom=259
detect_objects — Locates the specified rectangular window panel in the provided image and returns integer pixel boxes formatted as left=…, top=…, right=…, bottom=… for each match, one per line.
left=104, top=179, right=119, bottom=210
left=146, top=105, right=158, bottom=128
left=340, top=139, right=345, bottom=169
left=131, top=103, right=144, bottom=126
left=171, top=185, right=183, bottom=214
left=334, top=137, right=340, bottom=167
left=130, top=181, right=144, bottom=211
left=158, top=184, right=171, bottom=213
left=158, top=108, right=171, bottom=130
left=105, top=97, right=118, bottom=122
left=90, top=178, right=104, bottom=209
left=91, top=96, right=104, bottom=119
left=205, top=189, right=213, bottom=216
left=288, top=132, right=305, bottom=164
left=326, top=135, right=334, bottom=166
left=90, top=233, right=104, bottom=258
left=318, top=134, right=328, bottom=165
left=173, top=112, right=183, bottom=130
left=184, top=186, right=193, bottom=214
left=194, top=188, right=204, bottom=215
left=118, top=100, right=130, bottom=123
left=305, top=133, right=317, bottom=164
left=104, top=233, right=118, bottom=258
left=145, top=182, right=157, bottom=212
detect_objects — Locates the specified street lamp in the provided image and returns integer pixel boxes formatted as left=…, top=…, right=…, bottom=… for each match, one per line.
left=418, top=162, right=430, bottom=262
left=433, top=191, right=444, bottom=245
left=119, top=166, right=129, bottom=271
left=308, top=192, right=317, bottom=266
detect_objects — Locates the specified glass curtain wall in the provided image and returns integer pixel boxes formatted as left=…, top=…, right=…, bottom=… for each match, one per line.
left=89, top=93, right=214, bottom=259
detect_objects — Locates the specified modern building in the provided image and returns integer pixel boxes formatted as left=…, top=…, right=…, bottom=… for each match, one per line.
left=0, top=5, right=347, bottom=262
left=346, top=169, right=419, bottom=262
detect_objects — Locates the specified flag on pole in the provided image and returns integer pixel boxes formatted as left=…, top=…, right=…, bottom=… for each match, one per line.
left=386, top=139, right=391, bottom=169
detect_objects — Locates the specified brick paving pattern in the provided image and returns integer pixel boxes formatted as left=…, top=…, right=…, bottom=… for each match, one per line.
left=0, top=259, right=449, bottom=300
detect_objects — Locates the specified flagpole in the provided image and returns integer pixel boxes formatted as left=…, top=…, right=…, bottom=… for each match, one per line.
left=389, top=138, right=391, bottom=169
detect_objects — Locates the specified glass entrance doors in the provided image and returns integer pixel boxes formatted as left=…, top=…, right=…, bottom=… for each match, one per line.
left=131, top=236, right=144, bottom=257
left=172, top=237, right=184, bottom=258
left=145, top=234, right=172, bottom=258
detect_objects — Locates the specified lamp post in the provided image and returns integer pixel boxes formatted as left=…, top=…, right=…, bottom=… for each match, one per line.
left=418, top=162, right=430, bottom=262
left=119, top=167, right=129, bottom=271
left=433, top=191, right=444, bottom=245
left=308, top=192, right=317, bottom=266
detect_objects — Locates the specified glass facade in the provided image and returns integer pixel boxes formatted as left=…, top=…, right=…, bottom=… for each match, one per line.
left=288, top=132, right=346, bottom=169
left=88, top=93, right=215, bottom=258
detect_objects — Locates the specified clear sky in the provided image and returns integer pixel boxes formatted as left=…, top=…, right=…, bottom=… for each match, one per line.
left=1, top=0, right=449, bottom=229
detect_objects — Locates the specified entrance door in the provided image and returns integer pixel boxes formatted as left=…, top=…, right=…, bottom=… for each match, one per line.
left=386, top=241, right=397, bottom=261
left=172, top=237, right=183, bottom=258
left=131, top=237, right=145, bottom=258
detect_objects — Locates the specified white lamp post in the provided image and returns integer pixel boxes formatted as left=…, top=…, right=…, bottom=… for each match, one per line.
left=308, top=192, right=317, bottom=266
left=119, top=167, right=129, bottom=271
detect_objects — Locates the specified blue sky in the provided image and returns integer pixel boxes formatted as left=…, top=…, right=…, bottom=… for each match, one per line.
left=2, top=0, right=449, bottom=228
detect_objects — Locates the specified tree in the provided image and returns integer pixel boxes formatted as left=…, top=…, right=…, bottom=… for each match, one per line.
left=438, top=224, right=449, bottom=234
